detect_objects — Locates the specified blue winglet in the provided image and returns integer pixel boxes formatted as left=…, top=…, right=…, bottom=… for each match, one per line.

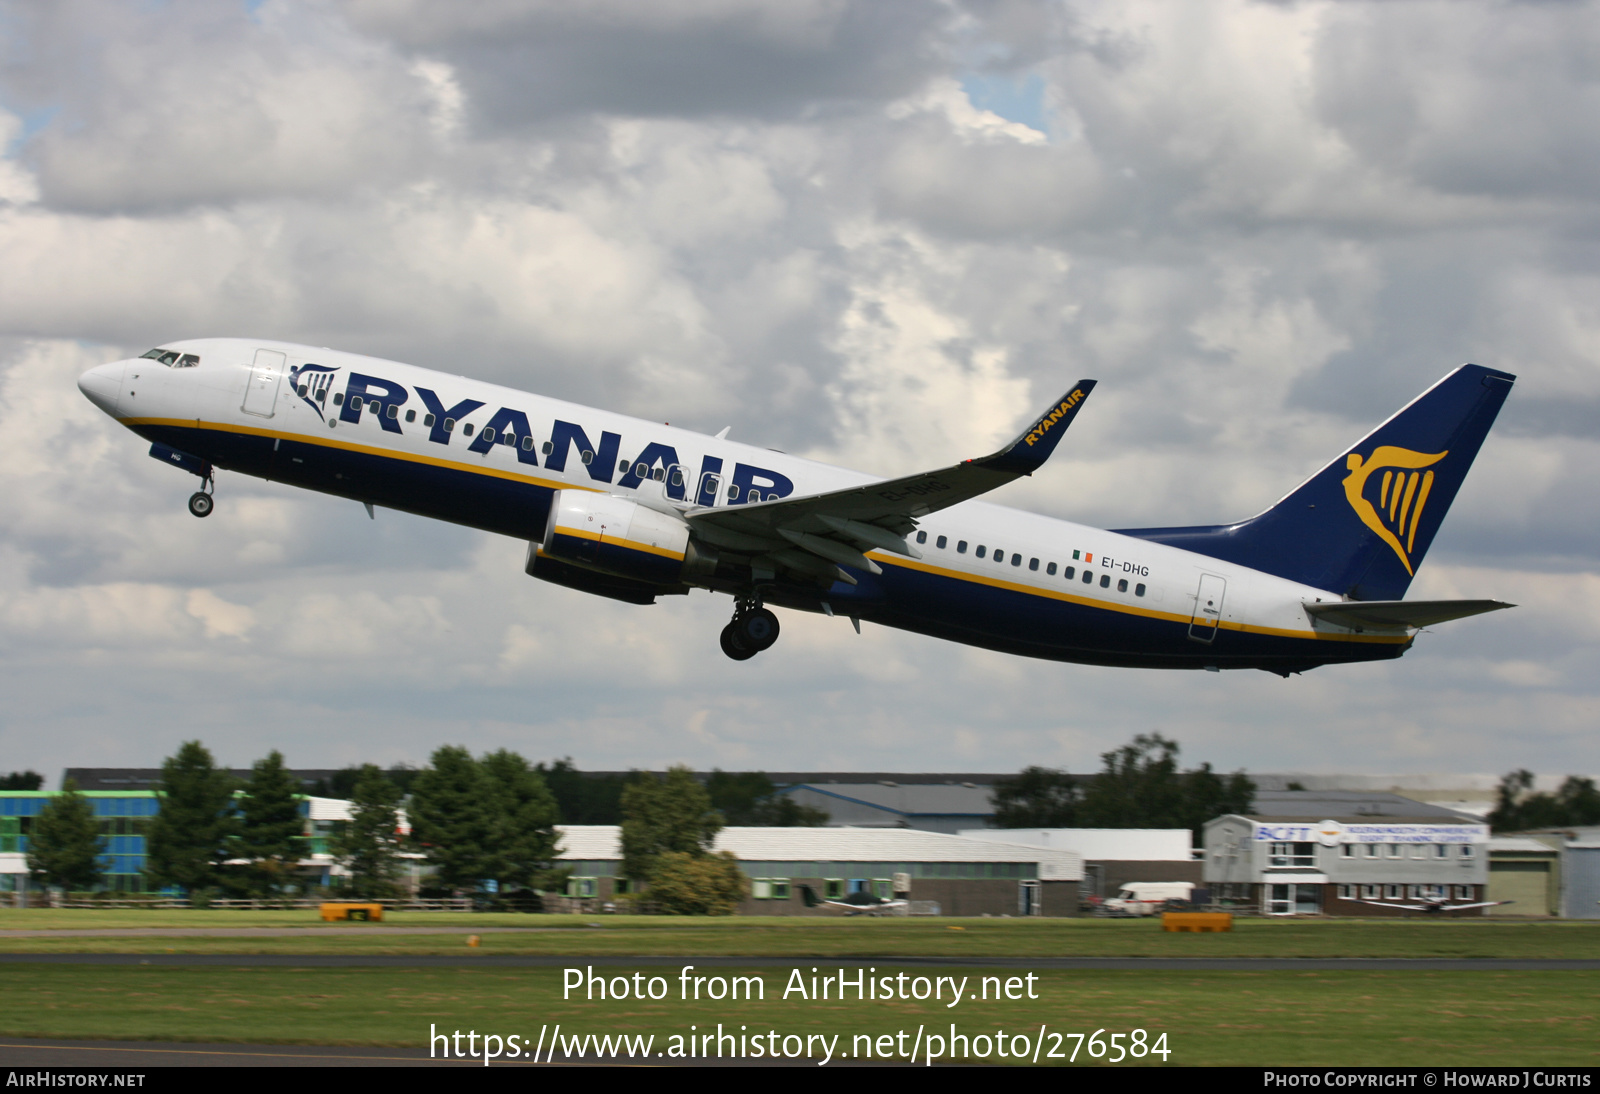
left=979, top=380, right=1096, bottom=474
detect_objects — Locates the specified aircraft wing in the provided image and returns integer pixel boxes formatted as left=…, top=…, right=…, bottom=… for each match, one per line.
left=687, top=381, right=1095, bottom=579
left=1304, top=599, right=1514, bottom=631
left=1353, top=900, right=1431, bottom=911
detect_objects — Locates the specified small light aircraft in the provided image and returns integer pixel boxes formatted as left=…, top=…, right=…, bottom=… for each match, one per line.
left=1355, top=898, right=1513, bottom=915
left=798, top=885, right=908, bottom=916
left=77, top=339, right=1515, bottom=670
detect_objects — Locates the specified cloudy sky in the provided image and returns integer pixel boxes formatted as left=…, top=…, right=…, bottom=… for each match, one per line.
left=1, top=0, right=1596, bottom=786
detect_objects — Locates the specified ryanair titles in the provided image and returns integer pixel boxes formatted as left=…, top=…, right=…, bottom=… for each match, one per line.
left=1023, top=388, right=1086, bottom=447
left=292, top=366, right=794, bottom=506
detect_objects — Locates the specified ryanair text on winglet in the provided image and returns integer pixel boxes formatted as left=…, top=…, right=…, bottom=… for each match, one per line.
left=1023, top=389, right=1086, bottom=447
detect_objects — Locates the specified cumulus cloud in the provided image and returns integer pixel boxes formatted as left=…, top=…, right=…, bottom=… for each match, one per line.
left=0, top=0, right=1595, bottom=782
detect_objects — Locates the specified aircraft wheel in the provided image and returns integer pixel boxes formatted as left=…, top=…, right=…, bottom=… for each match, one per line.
left=720, top=623, right=758, bottom=661
left=187, top=492, right=214, bottom=518
left=735, top=608, right=780, bottom=651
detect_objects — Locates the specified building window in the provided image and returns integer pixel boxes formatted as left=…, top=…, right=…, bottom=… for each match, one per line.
left=1454, top=886, right=1473, bottom=900
left=1459, top=845, right=1474, bottom=859
left=1386, top=843, right=1402, bottom=858
left=1269, top=842, right=1316, bottom=867
left=1435, top=844, right=1450, bottom=858
left=1341, top=844, right=1354, bottom=857
left=824, top=878, right=845, bottom=899
left=1384, top=884, right=1402, bottom=899
left=1337, top=884, right=1355, bottom=900
left=568, top=877, right=597, bottom=898
left=1361, top=884, right=1380, bottom=899
left=1364, top=844, right=1380, bottom=857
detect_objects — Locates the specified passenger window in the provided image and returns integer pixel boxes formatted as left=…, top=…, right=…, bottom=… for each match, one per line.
left=1046, top=562, right=1056, bottom=575
left=318, top=389, right=327, bottom=403
left=1118, top=578, right=1128, bottom=592
left=975, top=546, right=986, bottom=559
left=443, top=418, right=455, bottom=432
left=620, top=459, right=630, bottom=472
left=993, top=550, right=1002, bottom=563
left=424, top=413, right=435, bottom=427
left=916, top=531, right=927, bottom=545
left=1100, top=574, right=1110, bottom=588
left=581, top=450, right=594, bottom=464
left=1063, top=566, right=1074, bottom=579
left=349, top=396, right=362, bottom=410
left=333, top=392, right=344, bottom=405
left=405, top=409, right=416, bottom=423
left=543, top=441, right=554, bottom=455
left=504, top=432, right=516, bottom=445
left=936, top=535, right=947, bottom=549
left=670, top=468, right=684, bottom=487
left=521, top=435, right=533, bottom=450
left=1082, top=570, right=1092, bottom=584
left=768, top=492, right=780, bottom=501
left=957, top=540, right=967, bottom=554
left=482, top=428, right=496, bottom=443
left=635, top=462, right=649, bottom=477
left=462, top=424, right=475, bottom=437
left=728, top=485, right=741, bottom=500
left=387, top=405, right=398, bottom=419
left=1135, top=583, right=1146, bottom=597
left=653, top=467, right=665, bottom=482
left=297, top=385, right=308, bottom=397
left=1013, top=555, right=1024, bottom=568
left=1029, top=558, right=1039, bottom=571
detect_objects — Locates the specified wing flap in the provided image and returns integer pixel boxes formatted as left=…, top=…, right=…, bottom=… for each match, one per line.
left=1304, top=598, right=1514, bottom=631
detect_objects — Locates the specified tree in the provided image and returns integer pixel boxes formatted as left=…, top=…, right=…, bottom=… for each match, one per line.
left=990, top=766, right=1084, bottom=827
left=237, top=750, right=305, bottom=897
left=1489, top=770, right=1600, bottom=832
left=706, top=770, right=828, bottom=827
left=646, top=851, right=749, bottom=915
left=331, top=764, right=405, bottom=899
left=409, top=746, right=503, bottom=892
left=991, top=735, right=1254, bottom=840
left=481, top=750, right=562, bottom=891
left=145, top=741, right=238, bottom=895
left=536, top=758, right=630, bottom=824
left=1, top=771, right=43, bottom=790
left=26, top=780, right=103, bottom=892
left=620, top=766, right=722, bottom=882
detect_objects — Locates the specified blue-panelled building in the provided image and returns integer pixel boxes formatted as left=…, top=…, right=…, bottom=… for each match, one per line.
left=0, top=790, right=332, bottom=893
left=0, top=791, right=163, bottom=892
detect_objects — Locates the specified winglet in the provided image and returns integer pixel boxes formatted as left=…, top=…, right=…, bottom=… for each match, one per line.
left=977, top=380, right=1096, bottom=474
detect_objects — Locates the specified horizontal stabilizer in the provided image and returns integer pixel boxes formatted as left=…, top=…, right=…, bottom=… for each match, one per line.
left=1304, top=599, right=1513, bottom=630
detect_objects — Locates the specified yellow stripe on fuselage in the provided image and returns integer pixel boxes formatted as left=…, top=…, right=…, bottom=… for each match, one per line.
left=872, top=555, right=1409, bottom=645
left=123, top=416, right=597, bottom=496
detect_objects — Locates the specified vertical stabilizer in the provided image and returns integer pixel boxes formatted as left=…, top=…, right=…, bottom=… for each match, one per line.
left=1115, top=365, right=1515, bottom=600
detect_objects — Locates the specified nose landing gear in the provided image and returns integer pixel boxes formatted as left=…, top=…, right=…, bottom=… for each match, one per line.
left=187, top=472, right=216, bottom=518
left=720, top=602, right=780, bottom=661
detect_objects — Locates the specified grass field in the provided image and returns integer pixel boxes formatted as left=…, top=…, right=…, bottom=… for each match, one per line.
left=3, top=912, right=1595, bottom=1065
left=2, top=964, right=1595, bottom=1066
left=1, top=909, right=1597, bottom=959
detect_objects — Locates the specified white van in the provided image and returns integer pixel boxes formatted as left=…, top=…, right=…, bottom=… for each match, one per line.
left=1103, top=882, right=1196, bottom=916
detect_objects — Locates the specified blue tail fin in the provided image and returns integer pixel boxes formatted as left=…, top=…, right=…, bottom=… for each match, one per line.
left=1114, top=365, right=1515, bottom=600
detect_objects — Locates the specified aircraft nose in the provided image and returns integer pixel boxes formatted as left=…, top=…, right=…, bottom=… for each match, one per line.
left=78, top=360, right=127, bottom=416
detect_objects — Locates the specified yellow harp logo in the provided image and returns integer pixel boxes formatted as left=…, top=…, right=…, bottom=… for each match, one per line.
left=1342, top=447, right=1448, bottom=575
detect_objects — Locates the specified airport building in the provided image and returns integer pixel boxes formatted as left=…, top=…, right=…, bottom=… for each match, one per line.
left=556, top=826, right=1083, bottom=917
left=0, top=789, right=356, bottom=895
left=1203, top=792, right=1490, bottom=915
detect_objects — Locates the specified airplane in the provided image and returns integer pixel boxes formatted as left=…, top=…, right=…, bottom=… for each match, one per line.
left=76, top=339, right=1516, bottom=672
left=797, top=885, right=908, bottom=916
left=1354, top=898, right=1512, bottom=915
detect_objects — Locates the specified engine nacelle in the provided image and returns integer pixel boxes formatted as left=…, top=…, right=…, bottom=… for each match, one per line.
left=541, top=490, right=711, bottom=586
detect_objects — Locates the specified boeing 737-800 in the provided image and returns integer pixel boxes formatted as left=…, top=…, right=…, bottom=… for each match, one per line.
left=77, top=340, right=1514, bottom=673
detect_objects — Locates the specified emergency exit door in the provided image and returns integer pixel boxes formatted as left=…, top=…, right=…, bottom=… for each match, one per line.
left=241, top=349, right=286, bottom=418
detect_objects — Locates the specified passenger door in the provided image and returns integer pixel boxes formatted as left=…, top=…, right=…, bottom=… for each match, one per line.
left=241, top=349, right=286, bottom=418
left=1188, top=573, right=1227, bottom=643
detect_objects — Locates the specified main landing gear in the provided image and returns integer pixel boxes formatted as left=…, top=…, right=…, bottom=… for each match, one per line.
left=720, top=603, right=780, bottom=661
left=187, top=473, right=216, bottom=518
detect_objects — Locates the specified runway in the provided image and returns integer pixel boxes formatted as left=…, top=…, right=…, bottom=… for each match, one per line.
left=2, top=953, right=1596, bottom=969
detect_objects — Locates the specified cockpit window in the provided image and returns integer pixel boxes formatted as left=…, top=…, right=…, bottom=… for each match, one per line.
left=138, top=348, right=200, bottom=368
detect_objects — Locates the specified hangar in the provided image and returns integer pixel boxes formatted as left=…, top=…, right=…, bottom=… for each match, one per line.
left=555, top=826, right=1082, bottom=917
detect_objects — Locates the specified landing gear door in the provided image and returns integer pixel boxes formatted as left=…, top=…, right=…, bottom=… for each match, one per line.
left=241, top=349, right=286, bottom=418
left=1188, top=573, right=1226, bottom=644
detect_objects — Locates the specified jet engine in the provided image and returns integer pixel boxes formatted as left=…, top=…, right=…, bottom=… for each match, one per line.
left=537, top=490, right=715, bottom=587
